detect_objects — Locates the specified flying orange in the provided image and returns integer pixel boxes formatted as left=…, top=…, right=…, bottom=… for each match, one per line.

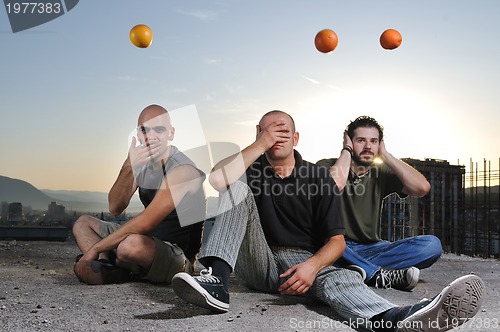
left=129, top=24, right=153, bottom=48
left=380, top=29, right=402, bottom=50
left=314, top=29, right=338, bottom=53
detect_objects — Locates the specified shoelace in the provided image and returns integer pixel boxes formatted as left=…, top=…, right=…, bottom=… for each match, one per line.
left=196, top=267, right=221, bottom=284
left=376, top=269, right=406, bottom=289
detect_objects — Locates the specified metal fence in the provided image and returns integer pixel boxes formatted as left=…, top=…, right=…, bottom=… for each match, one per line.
left=380, top=158, right=500, bottom=259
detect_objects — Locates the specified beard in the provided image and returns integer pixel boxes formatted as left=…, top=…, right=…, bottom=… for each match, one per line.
left=352, top=151, right=375, bottom=167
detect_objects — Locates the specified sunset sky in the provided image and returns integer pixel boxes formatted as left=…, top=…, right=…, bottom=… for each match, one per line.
left=1, top=0, right=499, bottom=193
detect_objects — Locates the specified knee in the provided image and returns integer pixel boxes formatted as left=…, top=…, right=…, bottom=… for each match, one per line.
left=228, top=180, right=252, bottom=199
left=424, top=235, right=443, bottom=255
left=116, top=234, right=147, bottom=261
left=72, top=215, right=95, bottom=236
left=418, top=235, right=442, bottom=265
left=217, top=180, right=253, bottom=213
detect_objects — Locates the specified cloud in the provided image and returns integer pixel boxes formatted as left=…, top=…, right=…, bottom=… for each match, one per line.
left=117, top=76, right=135, bottom=81
left=301, top=75, right=346, bottom=92
left=203, top=58, right=221, bottom=65
left=327, top=84, right=346, bottom=92
left=176, top=9, right=218, bottom=21
left=301, top=75, right=320, bottom=84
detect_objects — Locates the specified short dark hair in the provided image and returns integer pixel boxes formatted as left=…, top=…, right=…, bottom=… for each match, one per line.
left=346, top=116, right=384, bottom=140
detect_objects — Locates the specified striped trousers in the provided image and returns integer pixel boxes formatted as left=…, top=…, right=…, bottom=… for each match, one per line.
left=199, top=181, right=396, bottom=327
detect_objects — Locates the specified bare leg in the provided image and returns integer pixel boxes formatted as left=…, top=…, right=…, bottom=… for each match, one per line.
left=72, top=215, right=110, bottom=260
left=115, top=234, right=156, bottom=273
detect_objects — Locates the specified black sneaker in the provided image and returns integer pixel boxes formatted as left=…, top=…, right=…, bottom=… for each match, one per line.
left=396, top=274, right=484, bottom=331
left=172, top=267, right=229, bottom=313
left=374, top=267, right=420, bottom=291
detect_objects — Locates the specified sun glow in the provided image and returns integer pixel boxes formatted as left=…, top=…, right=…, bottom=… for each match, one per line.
left=292, top=86, right=455, bottom=165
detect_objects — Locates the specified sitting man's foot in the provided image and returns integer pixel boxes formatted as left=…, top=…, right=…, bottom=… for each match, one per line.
left=172, top=267, right=229, bottom=313
left=394, top=274, right=484, bottom=331
left=371, top=266, right=420, bottom=291
left=74, top=259, right=130, bottom=285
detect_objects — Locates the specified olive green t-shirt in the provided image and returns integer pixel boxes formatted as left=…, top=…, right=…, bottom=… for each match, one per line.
left=316, top=158, right=405, bottom=243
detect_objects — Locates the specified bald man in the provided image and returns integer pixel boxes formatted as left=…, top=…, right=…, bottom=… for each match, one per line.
left=171, top=110, right=483, bottom=332
left=72, top=104, right=206, bottom=285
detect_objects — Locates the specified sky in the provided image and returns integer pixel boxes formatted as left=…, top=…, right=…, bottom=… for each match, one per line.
left=1, top=0, right=500, bottom=194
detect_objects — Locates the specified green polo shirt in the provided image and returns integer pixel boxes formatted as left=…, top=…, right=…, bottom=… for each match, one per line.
left=316, top=158, right=405, bottom=243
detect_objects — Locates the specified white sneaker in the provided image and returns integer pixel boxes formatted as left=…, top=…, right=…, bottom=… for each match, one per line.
left=397, top=274, right=485, bottom=331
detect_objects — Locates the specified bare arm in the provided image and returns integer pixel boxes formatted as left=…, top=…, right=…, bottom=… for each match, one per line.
left=85, top=165, right=202, bottom=260
left=108, top=136, right=165, bottom=216
left=329, top=132, right=353, bottom=192
left=209, top=120, right=292, bottom=191
left=379, top=140, right=430, bottom=197
left=108, top=157, right=138, bottom=216
left=278, top=234, right=346, bottom=295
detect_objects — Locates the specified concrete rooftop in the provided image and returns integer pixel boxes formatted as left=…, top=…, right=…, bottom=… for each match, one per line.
left=0, top=239, right=499, bottom=332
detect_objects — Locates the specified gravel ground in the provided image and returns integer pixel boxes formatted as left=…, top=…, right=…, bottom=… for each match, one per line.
left=1, top=240, right=499, bottom=332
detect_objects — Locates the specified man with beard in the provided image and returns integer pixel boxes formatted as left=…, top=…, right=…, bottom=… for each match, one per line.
left=317, top=116, right=442, bottom=291
left=170, top=111, right=484, bottom=332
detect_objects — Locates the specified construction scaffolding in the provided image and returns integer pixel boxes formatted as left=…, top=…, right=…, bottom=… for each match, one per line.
left=380, top=158, right=500, bottom=259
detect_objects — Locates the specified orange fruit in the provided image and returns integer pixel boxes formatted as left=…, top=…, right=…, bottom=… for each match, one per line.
left=129, top=24, right=153, bottom=48
left=314, top=29, right=338, bottom=53
left=380, top=29, right=402, bottom=50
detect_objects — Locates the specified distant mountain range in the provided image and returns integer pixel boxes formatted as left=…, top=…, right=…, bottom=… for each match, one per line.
left=2, top=174, right=497, bottom=215
left=1, top=175, right=55, bottom=210
left=0, top=175, right=143, bottom=213
left=1, top=175, right=218, bottom=215
left=42, top=189, right=144, bottom=213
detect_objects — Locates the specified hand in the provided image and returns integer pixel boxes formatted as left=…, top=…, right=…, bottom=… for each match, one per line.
left=256, top=120, right=292, bottom=151
left=80, top=248, right=99, bottom=262
left=278, top=261, right=318, bottom=295
left=342, top=131, right=353, bottom=149
left=128, top=136, right=161, bottom=171
left=378, top=139, right=388, bottom=160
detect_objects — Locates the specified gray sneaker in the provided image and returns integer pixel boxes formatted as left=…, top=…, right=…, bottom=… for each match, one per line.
left=375, top=267, right=420, bottom=291
left=397, top=274, right=485, bottom=331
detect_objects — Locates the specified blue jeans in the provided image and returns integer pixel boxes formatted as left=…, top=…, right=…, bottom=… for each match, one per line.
left=338, top=235, right=443, bottom=281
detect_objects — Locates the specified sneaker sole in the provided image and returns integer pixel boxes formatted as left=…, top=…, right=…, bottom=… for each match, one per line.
left=398, top=274, right=485, bottom=331
left=172, top=272, right=229, bottom=313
